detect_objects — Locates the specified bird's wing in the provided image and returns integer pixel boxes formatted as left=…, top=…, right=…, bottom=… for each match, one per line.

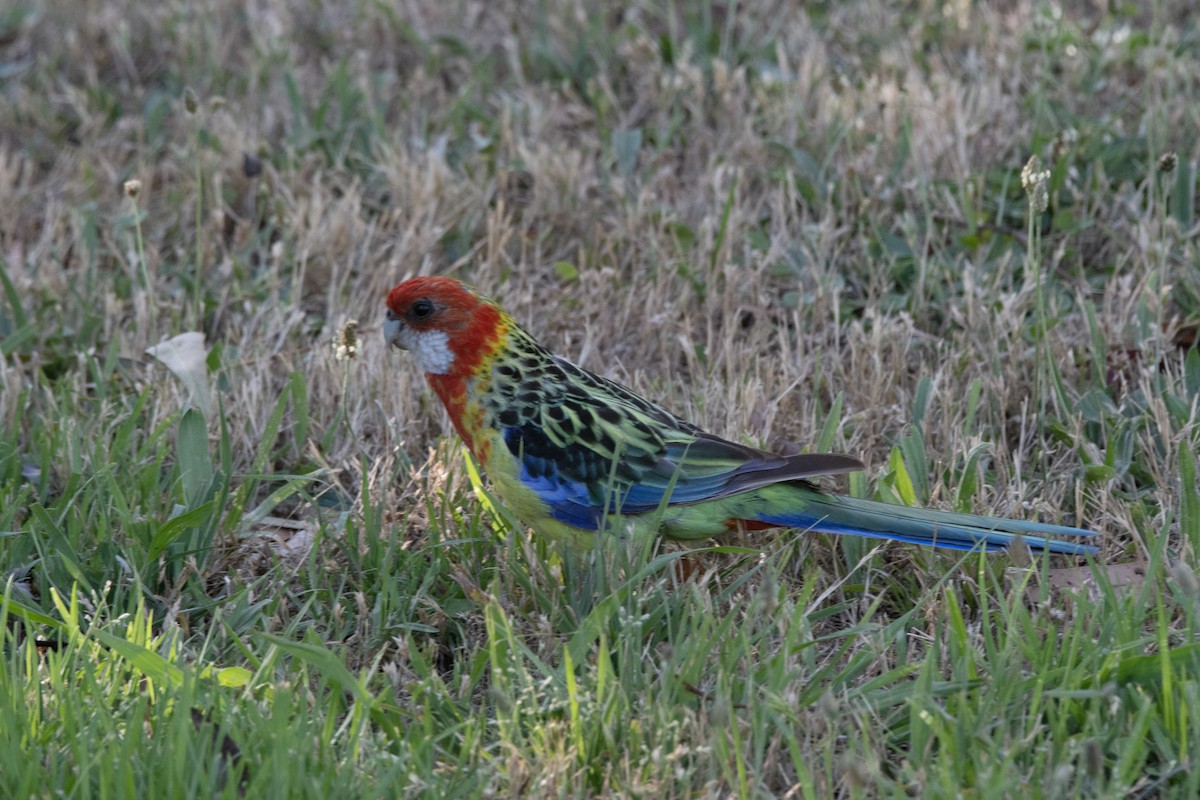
left=498, top=356, right=862, bottom=529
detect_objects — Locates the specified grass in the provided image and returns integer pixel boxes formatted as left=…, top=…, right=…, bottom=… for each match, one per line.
left=2, top=0, right=1200, bottom=796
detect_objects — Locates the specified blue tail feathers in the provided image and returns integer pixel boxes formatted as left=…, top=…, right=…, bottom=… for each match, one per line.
left=760, top=495, right=1098, bottom=555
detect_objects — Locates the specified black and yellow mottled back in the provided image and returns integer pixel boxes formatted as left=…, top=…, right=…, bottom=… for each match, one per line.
left=478, top=323, right=862, bottom=529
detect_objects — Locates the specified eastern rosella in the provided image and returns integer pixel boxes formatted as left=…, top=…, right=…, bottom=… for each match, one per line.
left=384, top=276, right=1097, bottom=555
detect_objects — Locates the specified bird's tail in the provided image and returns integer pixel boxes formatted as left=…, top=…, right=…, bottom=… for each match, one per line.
left=755, top=492, right=1098, bottom=555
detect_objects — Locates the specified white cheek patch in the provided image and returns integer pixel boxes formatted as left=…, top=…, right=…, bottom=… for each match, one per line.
left=407, top=329, right=455, bottom=374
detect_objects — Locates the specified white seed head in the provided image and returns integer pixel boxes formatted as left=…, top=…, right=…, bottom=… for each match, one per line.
left=1021, top=155, right=1050, bottom=214
left=333, top=320, right=359, bottom=361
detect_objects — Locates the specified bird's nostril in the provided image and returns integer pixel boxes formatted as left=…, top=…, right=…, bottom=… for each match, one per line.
left=386, top=308, right=397, bottom=321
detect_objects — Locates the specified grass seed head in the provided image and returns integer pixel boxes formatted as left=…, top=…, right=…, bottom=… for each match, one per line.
left=1021, top=155, right=1050, bottom=214
left=334, top=320, right=361, bottom=361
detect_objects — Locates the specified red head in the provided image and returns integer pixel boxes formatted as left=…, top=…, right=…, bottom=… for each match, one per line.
left=384, top=276, right=505, bottom=377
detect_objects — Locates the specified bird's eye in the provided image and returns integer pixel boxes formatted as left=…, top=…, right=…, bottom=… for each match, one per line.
left=410, top=299, right=435, bottom=319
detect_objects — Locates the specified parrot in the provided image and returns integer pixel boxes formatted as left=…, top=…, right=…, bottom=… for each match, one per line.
left=384, top=276, right=1098, bottom=556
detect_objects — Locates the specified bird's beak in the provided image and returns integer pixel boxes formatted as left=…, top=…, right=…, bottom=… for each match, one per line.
left=384, top=309, right=407, bottom=350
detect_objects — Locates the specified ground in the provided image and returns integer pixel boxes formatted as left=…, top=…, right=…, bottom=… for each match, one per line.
left=1, top=1, right=1199, bottom=797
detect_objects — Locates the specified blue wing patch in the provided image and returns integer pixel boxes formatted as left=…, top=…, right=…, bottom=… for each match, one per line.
left=503, top=424, right=750, bottom=530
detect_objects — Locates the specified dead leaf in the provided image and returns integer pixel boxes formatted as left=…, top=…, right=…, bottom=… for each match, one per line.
left=146, top=332, right=213, bottom=417
left=245, top=515, right=317, bottom=562
left=1024, top=562, right=1148, bottom=605
left=1047, top=562, right=1147, bottom=592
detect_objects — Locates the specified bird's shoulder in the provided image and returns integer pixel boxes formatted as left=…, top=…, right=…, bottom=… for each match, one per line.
left=482, top=328, right=697, bottom=440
